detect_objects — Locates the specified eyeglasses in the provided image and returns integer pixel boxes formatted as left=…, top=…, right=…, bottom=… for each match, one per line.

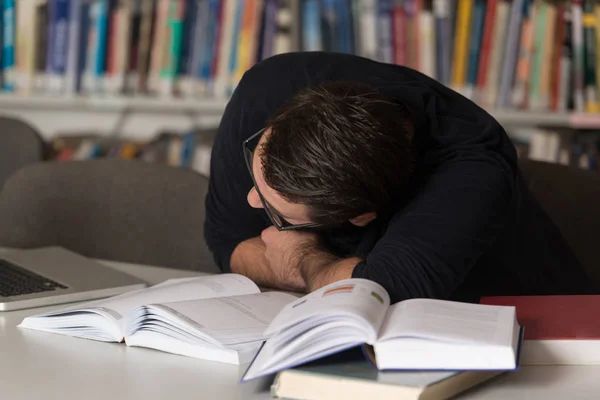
left=242, top=128, right=321, bottom=231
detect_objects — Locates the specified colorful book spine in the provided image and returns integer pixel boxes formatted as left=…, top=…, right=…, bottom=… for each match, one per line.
left=176, top=0, right=198, bottom=95
left=198, top=0, right=221, bottom=96
left=15, top=0, right=37, bottom=94
left=189, top=0, right=209, bottom=97
left=465, top=0, right=486, bottom=99
left=550, top=3, right=566, bottom=110
left=512, top=0, right=536, bottom=109
left=134, top=0, right=154, bottom=94
left=572, top=0, right=586, bottom=111
left=160, top=0, right=185, bottom=96
left=35, top=1, right=49, bottom=92
left=530, top=0, right=548, bottom=110
left=302, top=0, right=322, bottom=51
left=497, top=0, right=525, bottom=108
left=47, top=0, right=71, bottom=95
left=65, top=0, right=82, bottom=95
left=539, top=2, right=556, bottom=109
left=337, top=0, right=354, bottom=54
left=451, top=0, right=473, bottom=93
left=583, top=0, right=598, bottom=112
left=433, top=0, right=452, bottom=85
left=227, top=0, right=244, bottom=95
left=475, top=0, right=496, bottom=100
left=418, top=4, right=435, bottom=79
left=124, top=0, right=142, bottom=94
left=259, top=0, right=277, bottom=61
left=563, top=3, right=574, bottom=110
left=357, top=0, right=377, bottom=60
left=484, top=0, right=509, bottom=107
left=377, top=0, right=393, bottom=63
left=392, top=0, right=406, bottom=66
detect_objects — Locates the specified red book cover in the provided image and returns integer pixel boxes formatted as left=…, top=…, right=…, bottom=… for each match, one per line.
left=480, top=295, right=600, bottom=340
left=476, top=0, right=497, bottom=91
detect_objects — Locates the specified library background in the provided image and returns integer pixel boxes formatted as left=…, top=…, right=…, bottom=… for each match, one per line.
left=0, top=0, right=599, bottom=175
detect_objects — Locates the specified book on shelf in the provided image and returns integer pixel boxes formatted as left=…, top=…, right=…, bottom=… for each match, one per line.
left=271, top=359, right=503, bottom=400
left=241, top=278, right=523, bottom=382
left=481, top=294, right=600, bottom=365
left=19, top=273, right=298, bottom=365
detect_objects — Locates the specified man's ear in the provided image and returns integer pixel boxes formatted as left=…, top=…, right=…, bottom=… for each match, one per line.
left=349, top=212, right=377, bottom=227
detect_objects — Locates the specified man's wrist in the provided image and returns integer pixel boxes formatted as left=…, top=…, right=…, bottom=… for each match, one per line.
left=298, top=246, right=362, bottom=292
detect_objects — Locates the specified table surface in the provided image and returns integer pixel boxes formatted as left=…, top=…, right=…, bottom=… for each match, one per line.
left=1, top=258, right=598, bottom=400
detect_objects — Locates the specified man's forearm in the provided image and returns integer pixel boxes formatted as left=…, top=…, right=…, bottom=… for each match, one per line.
left=230, top=236, right=306, bottom=291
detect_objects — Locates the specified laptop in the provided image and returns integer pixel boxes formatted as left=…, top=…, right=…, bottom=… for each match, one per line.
left=0, top=246, right=147, bottom=312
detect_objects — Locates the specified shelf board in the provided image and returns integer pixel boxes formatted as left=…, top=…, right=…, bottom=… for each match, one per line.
left=1, top=95, right=600, bottom=129
left=0, top=94, right=229, bottom=114
left=489, top=109, right=600, bottom=129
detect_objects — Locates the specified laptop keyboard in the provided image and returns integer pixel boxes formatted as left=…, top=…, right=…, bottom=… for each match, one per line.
left=0, top=259, right=68, bottom=297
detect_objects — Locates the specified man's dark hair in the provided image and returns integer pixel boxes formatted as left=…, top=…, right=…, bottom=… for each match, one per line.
left=260, top=81, right=416, bottom=225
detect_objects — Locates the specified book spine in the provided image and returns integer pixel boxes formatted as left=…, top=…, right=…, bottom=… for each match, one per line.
left=75, top=1, right=90, bottom=94
left=583, top=0, right=598, bottom=112
left=550, top=4, right=566, bottom=110
left=357, top=0, right=378, bottom=60
left=433, top=0, right=451, bottom=85
left=176, top=0, right=197, bottom=96
left=539, top=2, right=556, bottom=109
left=47, top=0, right=70, bottom=95
left=233, top=0, right=254, bottom=87
left=302, top=0, right=322, bottom=51
left=160, top=0, right=185, bottom=97
left=529, top=1, right=548, bottom=110
left=35, top=0, right=49, bottom=93
left=377, top=0, right=393, bottom=63
left=124, top=0, right=141, bottom=94
left=135, top=0, right=154, bottom=94
left=65, top=0, right=81, bottom=95
left=321, top=0, right=337, bottom=52
left=405, top=0, right=419, bottom=69
left=337, top=0, right=353, bottom=54
left=562, top=3, right=574, bottom=110
left=190, top=0, right=208, bottom=97
left=497, top=0, right=525, bottom=108
left=451, top=0, right=473, bottom=94
left=392, top=0, right=406, bottom=66
left=214, top=0, right=236, bottom=97
left=418, top=6, right=435, bottom=79
left=148, top=0, right=169, bottom=94
left=3, top=0, right=18, bottom=92
left=465, top=0, right=486, bottom=99
left=475, top=0, right=497, bottom=100
left=512, top=0, right=536, bottom=109
left=259, top=0, right=277, bottom=60
left=15, top=0, right=35, bottom=94
left=572, top=0, right=585, bottom=111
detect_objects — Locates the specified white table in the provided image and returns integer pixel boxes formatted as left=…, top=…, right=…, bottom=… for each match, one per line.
left=1, top=259, right=599, bottom=400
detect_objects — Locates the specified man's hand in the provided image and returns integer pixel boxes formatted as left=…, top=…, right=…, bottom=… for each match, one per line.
left=260, top=226, right=320, bottom=292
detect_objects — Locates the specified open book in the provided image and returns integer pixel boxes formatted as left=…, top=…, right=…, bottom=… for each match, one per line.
left=19, top=274, right=297, bottom=364
left=242, top=279, right=522, bottom=381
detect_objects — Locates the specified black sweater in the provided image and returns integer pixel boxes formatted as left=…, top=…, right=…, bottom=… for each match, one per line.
left=204, top=52, right=595, bottom=303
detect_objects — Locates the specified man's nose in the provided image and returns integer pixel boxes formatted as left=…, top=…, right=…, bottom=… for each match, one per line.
left=247, top=187, right=263, bottom=209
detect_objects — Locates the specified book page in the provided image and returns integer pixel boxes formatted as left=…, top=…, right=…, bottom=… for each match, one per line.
left=41, top=274, right=260, bottom=321
left=126, top=291, right=298, bottom=346
left=378, top=298, right=516, bottom=346
left=265, top=278, right=391, bottom=339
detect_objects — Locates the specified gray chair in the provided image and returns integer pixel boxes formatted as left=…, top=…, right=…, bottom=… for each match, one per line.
left=0, top=116, right=46, bottom=188
left=519, top=160, right=600, bottom=285
left=0, top=159, right=220, bottom=273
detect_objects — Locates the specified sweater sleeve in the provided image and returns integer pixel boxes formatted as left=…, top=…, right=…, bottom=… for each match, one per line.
left=352, top=86, right=519, bottom=303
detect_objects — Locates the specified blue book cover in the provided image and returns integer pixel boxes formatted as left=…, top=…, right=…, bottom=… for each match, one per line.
left=376, top=0, right=393, bottom=63
left=47, top=0, right=71, bottom=78
left=2, top=0, right=15, bottom=92
left=302, top=0, right=321, bottom=51
left=466, top=0, right=486, bottom=92
left=179, top=0, right=198, bottom=77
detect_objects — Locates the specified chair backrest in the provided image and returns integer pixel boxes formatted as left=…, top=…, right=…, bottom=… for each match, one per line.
left=519, top=160, right=600, bottom=283
left=0, top=116, right=45, bottom=188
left=0, top=159, right=220, bottom=273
